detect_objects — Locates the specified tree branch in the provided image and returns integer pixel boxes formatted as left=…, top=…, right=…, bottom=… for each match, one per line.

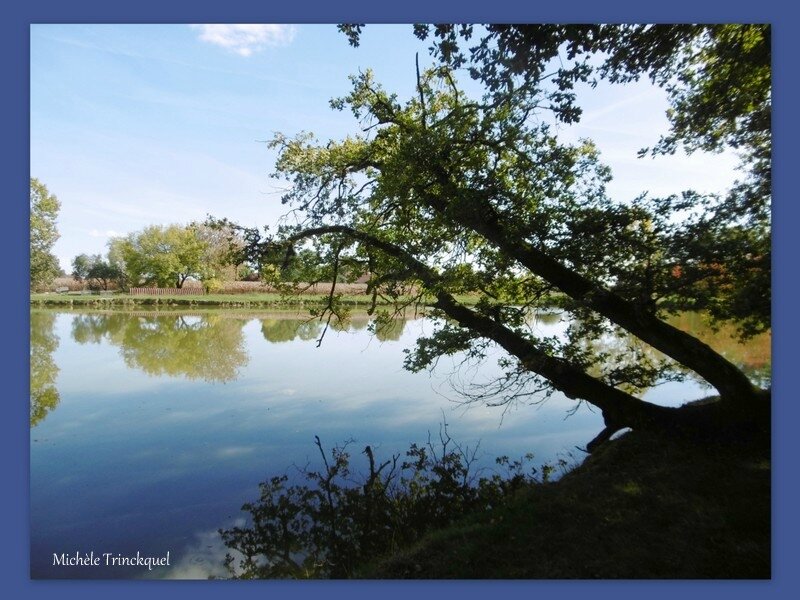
left=284, top=224, right=678, bottom=431
left=416, top=53, right=427, bottom=129
left=417, top=169, right=760, bottom=407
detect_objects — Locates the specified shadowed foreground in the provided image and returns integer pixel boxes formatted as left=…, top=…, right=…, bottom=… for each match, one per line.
left=360, top=429, right=770, bottom=579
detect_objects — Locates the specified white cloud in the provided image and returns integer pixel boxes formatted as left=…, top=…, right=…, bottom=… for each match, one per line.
left=578, top=88, right=661, bottom=126
left=89, top=228, right=122, bottom=238
left=190, top=24, right=296, bottom=56
left=165, top=525, right=245, bottom=579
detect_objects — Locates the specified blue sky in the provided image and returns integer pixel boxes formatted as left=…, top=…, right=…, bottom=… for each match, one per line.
left=30, top=24, right=740, bottom=272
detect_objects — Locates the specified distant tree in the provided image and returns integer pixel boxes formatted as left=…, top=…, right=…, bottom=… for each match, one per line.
left=272, top=246, right=328, bottom=284
left=237, top=264, right=260, bottom=281
left=71, top=253, right=94, bottom=283
left=204, top=216, right=333, bottom=285
left=106, top=238, right=129, bottom=288
left=87, top=259, right=124, bottom=291
left=191, top=219, right=245, bottom=290
left=30, top=178, right=61, bottom=290
left=110, top=224, right=208, bottom=288
left=72, top=253, right=125, bottom=290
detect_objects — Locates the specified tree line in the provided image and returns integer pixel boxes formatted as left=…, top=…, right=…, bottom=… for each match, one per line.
left=28, top=197, right=335, bottom=292
left=70, top=221, right=246, bottom=292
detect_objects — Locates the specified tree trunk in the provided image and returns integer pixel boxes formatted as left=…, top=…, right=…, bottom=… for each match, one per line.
left=419, top=180, right=759, bottom=408
left=287, top=225, right=768, bottom=445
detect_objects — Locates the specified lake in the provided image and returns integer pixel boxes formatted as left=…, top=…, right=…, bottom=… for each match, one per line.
left=29, top=308, right=770, bottom=579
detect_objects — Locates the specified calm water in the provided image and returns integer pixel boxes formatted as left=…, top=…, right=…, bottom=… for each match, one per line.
left=29, top=308, right=770, bottom=579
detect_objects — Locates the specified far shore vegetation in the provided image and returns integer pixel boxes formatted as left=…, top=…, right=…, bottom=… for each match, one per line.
left=31, top=290, right=389, bottom=308
left=30, top=288, right=492, bottom=309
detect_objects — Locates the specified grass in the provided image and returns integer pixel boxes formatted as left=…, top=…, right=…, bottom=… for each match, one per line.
left=32, top=292, right=387, bottom=308
left=357, top=429, right=770, bottom=579
left=30, top=292, right=484, bottom=308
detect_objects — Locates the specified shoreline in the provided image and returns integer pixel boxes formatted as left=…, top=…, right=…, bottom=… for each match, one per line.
left=31, top=292, right=399, bottom=308
left=29, top=292, right=487, bottom=309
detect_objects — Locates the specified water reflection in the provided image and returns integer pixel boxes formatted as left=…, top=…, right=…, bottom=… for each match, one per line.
left=32, top=308, right=771, bottom=427
left=258, top=313, right=408, bottom=343
left=71, top=312, right=249, bottom=383
left=30, top=311, right=60, bottom=427
left=668, top=313, right=771, bottom=388
left=532, top=311, right=562, bottom=326
left=260, top=318, right=322, bottom=343
left=547, top=310, right=770, bottom=394
left=29, top=308, right=771, bottom=578
left=374, top=317, right=407, bottom=342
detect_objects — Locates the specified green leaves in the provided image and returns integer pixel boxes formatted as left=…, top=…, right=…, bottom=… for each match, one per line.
left=71, top=253, right=124, bottom=290
left=30, top=178, right=61, bottom=290
left=110, top=224, right=211, bottom=288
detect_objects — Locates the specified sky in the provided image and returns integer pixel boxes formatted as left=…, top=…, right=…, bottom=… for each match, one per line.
left=30, top=24, right=741, bottom=272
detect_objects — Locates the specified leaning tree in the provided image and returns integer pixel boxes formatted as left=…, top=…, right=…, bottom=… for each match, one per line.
left=255, top=24, right=770, bottom=450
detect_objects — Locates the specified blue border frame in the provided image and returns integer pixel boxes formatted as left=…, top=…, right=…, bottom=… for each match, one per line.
left=5, top=1, right=798, bottom=598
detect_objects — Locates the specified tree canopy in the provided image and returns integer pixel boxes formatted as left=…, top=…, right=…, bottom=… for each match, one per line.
left=71, top=253, right=124, bottom=290
left=406, top=24, right=771, bottom=335
left=191, top=219, right=247, bottom=290
left=30, top=178, right=62, bottom=290
left=110, top=224, right=210, bottom=289
left=106, top=221, right=248, bottom=290
left=254, top=24, right=770, bottom=447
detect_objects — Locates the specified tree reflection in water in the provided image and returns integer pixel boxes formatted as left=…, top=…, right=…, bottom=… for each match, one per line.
left=30, top=308, right=767, bottom=426
left=71, top=312, right=249, bottom=382
left=30, top=311, right=60, bottom=427
left=260, top=313, right=408, bottom=344
left=260, top=318, right=322, bottom=343
left=547, top=309, right=770, bottom=395
left=667, top=312, right=771, bottom=389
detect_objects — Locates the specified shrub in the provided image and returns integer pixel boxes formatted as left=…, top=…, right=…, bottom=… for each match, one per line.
left=219, top=424, right=557, bottom=579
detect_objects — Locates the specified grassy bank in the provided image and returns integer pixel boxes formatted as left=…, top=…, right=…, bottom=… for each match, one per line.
left=359, top=429, right=770, bottom=579
left=30, top=292, right=486, bottom=309
left=32, top=292, right=398, bottom=308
